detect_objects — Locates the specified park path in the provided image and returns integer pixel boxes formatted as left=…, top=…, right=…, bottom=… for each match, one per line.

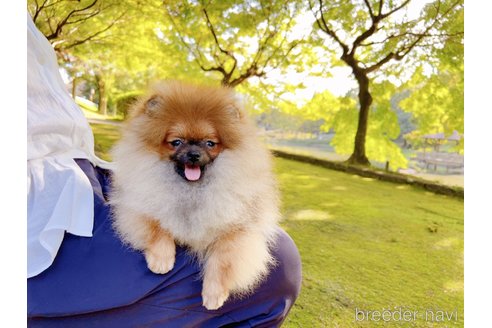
left=87, top=118, right=123, bottom=126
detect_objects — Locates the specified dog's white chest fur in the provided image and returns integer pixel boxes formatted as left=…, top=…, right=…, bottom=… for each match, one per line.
left=110, top=136, right=277, bottom=251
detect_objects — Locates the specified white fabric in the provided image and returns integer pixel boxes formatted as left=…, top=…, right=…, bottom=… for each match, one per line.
left=27, top=13, right=112, bottom=278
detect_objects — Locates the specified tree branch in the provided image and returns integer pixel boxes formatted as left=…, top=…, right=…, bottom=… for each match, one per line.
left=45, top=0, right=99, bottom=40
left=350, top=20, right=379, bottom=56
left=164, top=6, right=211, bottom=73
left=32, top=0, right=78, bottom=23
left=363, top=0, right=375, bottom=20
left=251, top=27, right=277, bottom=70
left=63, top=9, right=101, bottom=26
left=379, top=0, right=411, bottom=20
left=199, top=64, right=228, bottom=76
left=309, top=0, right=349, bottom=55
left=364, top=0, right=460, bottom=73
left=202, top=6, right=237, bottom=79
left=227, top=65, right=265, bottom=88
left=32, top=0, right=48, bottom=23
left=44, top=0, right=79, bottom=11
left=60, top=11, right=125, bottom=50
left=351, top=0, right=412, bottom=55
left=377, top=0, right=384, bottom=16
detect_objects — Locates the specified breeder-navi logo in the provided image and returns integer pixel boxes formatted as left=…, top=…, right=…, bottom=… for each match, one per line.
left=355, top=307, right=459, bottom=323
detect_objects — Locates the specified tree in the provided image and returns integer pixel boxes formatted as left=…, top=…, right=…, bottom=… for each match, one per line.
left=162, top=0, right=305, bottom=88
left=309, top=0, right=463, bottom=166
left=300, top=83, right=409, bottom=170
left=28, top=0, right=131, bottom=114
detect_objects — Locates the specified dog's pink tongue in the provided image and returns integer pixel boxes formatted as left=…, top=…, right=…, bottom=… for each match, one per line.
left=184, top=165, right=201, bottom=181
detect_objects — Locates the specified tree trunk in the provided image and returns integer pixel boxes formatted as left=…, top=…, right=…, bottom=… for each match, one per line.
left=71, top=77, right=77, bottom=99
left=99, top=93, right=108, bottom=116
left=347, top=70, right=372, bottom=166
left=97, top=75, right=107, bottom=116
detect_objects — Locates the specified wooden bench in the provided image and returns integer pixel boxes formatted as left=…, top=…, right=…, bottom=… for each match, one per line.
left=413, top=152, right=464, bottom=172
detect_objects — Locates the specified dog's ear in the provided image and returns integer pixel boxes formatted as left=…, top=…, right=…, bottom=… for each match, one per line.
left=226, top=94, right=246, bottom=120
left=145, top=95, right=164, bottom=116
left=225, top=104, right=241, bottom=120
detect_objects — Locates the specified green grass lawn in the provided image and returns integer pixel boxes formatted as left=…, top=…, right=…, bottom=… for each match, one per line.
left=90, top=122, right=464, bottom=327
left=277, top=161, right=463, bottom=327
left=91, top=123, right=123, bottom=161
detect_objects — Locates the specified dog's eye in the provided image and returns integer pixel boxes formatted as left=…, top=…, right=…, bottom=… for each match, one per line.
left=170, top=140, right=183, bottom=147
left=206, top=141, right=216, bottom=148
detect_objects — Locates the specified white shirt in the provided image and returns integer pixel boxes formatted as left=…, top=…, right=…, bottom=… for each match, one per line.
left=27, top=13, right=111, bottom=278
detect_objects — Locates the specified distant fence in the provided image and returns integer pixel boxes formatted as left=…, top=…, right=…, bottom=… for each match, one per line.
left=412, top=152, right=464, bottom=173
left=271, top=150, right=464, bottom=199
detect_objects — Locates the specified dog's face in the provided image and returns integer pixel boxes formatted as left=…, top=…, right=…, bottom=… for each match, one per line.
left=129, top=81, right=245, bottom=182
left=164, top=121, right=222, bottom=181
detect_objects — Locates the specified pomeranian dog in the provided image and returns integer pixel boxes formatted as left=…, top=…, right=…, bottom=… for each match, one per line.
left=109, top=80, right=280, bottom=310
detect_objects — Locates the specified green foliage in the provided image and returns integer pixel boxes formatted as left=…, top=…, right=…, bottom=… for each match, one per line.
left=362, top=83, right=409, bottom=169
left=399, top=62, right=463, bottom=154
left=301, top=82, right=408, bottom=169
left=27, top=0, right=128, bottom=51
left=400, top=67, right=463, bottom=133
left=329, top=104, right=358, bottom=152
left=236, top=79, right=280, bottom=113
left=300, top=90, right=341, bottom=131
left=70, top=1, right=198, bottom=94
left=29, top=0, right=463, bottom=167
left=398, top=2, right=464, bottom=152
left=114, top=90, right=144, bottom=118
left=162, top=0, right=305, bottom=86
left=28, top=0, right=205, bottom=112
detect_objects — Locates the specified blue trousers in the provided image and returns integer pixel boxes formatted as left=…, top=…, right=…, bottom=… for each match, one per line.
left=27, top=159, right=302, bottom=327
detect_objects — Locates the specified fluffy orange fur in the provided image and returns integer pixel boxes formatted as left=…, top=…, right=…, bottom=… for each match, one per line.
left=127, top=81, right=246, bottom=158
left=110, top=80, right=280, bottom=310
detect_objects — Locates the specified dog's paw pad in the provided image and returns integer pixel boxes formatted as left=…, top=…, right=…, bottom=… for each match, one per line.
left=145, top=251, right=175, bottom=274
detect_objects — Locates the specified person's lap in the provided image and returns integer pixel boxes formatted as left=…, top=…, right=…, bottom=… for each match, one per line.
left=27, top=159, right=302, bottom=327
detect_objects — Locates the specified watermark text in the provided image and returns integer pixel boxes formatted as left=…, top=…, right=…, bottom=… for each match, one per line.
left=354, top=307, right=459, bottom=323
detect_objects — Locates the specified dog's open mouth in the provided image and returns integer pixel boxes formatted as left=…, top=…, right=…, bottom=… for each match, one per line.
left=184, top=164, right=202, bottom=181
left=175, top=163, right=206, bottom=182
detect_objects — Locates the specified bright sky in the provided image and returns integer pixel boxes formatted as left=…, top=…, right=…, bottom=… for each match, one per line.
left=266, top=66, right=356, bottom=99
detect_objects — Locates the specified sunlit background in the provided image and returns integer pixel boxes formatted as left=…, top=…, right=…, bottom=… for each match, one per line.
left=26, top=1, right=464, bottom=326
left=28, top=0, right=463, bottom=188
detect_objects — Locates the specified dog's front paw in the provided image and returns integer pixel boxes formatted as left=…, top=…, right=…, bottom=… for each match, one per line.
left=144, top=237, right=176, bottom=274
left=202, top=279, right=230, bottom=310
left=145, top=249, right=175, bottom=274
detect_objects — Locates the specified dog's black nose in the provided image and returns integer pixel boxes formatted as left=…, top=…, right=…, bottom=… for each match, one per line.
left=187, top=151, right=201, bottom=162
